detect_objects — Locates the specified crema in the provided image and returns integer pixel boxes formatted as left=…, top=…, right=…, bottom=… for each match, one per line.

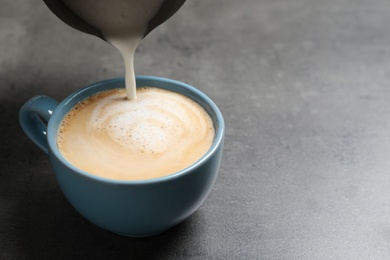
left=57, top=87, right=215, bottom=180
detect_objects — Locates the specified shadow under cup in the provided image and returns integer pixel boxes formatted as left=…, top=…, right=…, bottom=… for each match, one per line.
left=19, top=76, right=225, bottom=237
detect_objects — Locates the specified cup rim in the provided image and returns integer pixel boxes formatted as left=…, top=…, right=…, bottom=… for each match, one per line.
left=47, top=75, right=225, bottom=185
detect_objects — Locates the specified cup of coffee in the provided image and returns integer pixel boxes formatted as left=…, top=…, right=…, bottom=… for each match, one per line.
left=19, top=76, right=224, bottom=237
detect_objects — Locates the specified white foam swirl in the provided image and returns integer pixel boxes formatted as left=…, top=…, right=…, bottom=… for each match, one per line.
left=90, top=88, right=203, bottom=153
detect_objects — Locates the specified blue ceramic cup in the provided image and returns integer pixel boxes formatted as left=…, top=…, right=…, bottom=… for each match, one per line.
left=19, top=76, right=224, bottom=237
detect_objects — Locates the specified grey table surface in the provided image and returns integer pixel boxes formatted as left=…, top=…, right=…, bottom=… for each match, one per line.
left=2, top=0, right=390, bottom=259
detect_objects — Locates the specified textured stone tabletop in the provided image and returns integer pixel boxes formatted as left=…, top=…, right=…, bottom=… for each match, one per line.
left=2, top=0, right=390, bottom=259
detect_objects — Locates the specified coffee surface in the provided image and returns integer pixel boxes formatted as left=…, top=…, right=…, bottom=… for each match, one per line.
left=57, top=87, right=215, bottom=180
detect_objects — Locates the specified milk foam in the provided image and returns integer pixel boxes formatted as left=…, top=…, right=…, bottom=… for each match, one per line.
left=62, top=0, right=165, bottom=99
left=57, top=87, right=215, bottom=180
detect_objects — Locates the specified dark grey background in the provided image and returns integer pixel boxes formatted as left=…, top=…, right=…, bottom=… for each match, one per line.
left=2, top=0, right=390, bottom=259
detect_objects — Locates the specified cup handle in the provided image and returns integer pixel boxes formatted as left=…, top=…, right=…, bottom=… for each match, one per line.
left=19, top=96, right=60, bottom=155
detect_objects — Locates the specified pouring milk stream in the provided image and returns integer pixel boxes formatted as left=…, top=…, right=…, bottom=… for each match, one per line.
left=43, top=0, right=186, bottom=100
